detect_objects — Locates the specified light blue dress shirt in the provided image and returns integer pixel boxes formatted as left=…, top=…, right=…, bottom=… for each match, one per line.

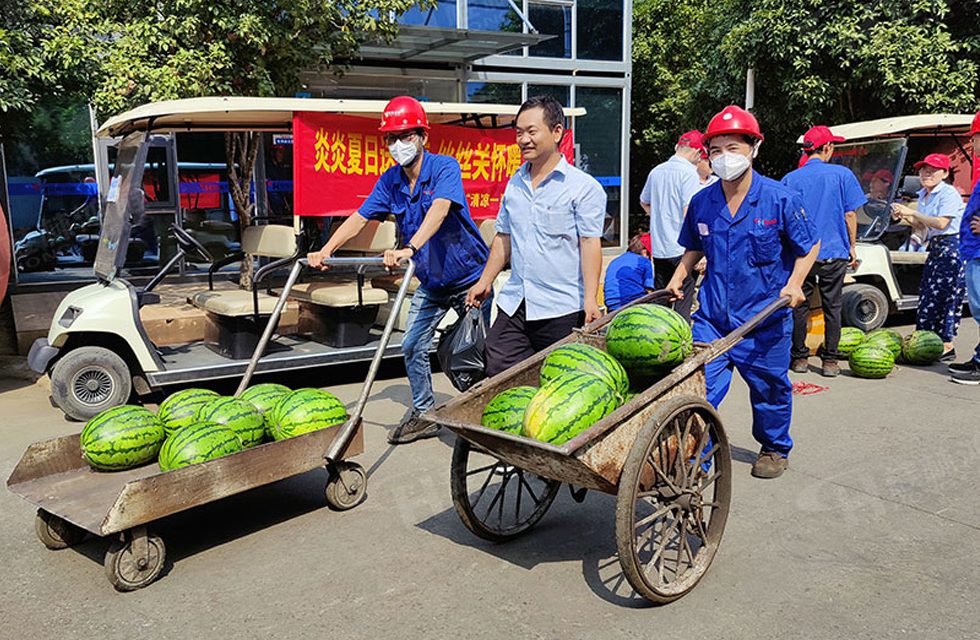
left=495, top=156, right=607, bottom=321
left=917, top=181, right=966, bottom=240
left=640, top=155, right=702, bottom=259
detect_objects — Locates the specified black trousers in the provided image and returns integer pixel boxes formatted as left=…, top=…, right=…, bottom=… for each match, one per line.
left=653, top=256, right=696, bottom=322
left=486, top=301, right=585, bottom=377
left=791, top=258, right=847, bottom=360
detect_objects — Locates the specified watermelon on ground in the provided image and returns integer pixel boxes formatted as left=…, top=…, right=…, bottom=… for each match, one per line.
left=80, top=406, right=166, bottom=471
left=482, top=386, right=537, bottom=435
left=157, top=388, right=220, bottom=436
left=901, top=330, right=944, bottom=365
left=158, top=422, right=243, bottom=472
left=195, top=396, right=266, bottom=448
left=605, top=304, right=693, bottom=378
left=836, top=327, right=867, bottom=357
left=240, top=383, right=291, bottom=415
left=849, top=343, right=896, bottom=379
left=523, top=372, right=619, bottom=445
left=864, top=328, right=902, bottom=359
left=539, top=344, right=629, bottom=397
left=268, top=388, right=348, bottom=441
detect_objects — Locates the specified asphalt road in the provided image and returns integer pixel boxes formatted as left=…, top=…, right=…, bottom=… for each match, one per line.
left=2, top=320, right=979, bottom=640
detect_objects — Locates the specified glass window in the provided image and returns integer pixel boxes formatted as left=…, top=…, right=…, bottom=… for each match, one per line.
left=467, top=0, right=522, bottom=33
left=576, top=0, right=623, bottom=61
left=575, top=87, right=623, bottom=246
left=400, top=2, right=458, bottom=28
left=528, top=3, right=571, bottom=58
left=466, top=82, right=522, bottom=104
left=527, top=84, right=570, bottom=106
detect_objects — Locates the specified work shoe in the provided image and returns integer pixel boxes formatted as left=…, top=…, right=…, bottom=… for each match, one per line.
left=387, top=410, right=439, bottom=444
left=948, top=358, right=980, bottom=374
left=751, top=451, right=788, bottom=479
left=820, top=359, right=840, bottom=378
left=790, top=358, right=809, bottom=373
left=950, top=359, right=980, bottom=385
left=940, top=348, right=957, bottom=363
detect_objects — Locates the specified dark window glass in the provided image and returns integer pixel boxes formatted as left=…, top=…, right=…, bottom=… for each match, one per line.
left=575, top=87, right=623, bottom=246
left=468, top=0, right=522, bottom=33
left=576, top=0, right=623, bottom=61
left=528, top=3, right=571, bottom=58
left=467, top=82, right=522, bottom=104
left=400, top=2, right=458, bottom=28
left=527, top=84, right=570, bottom=106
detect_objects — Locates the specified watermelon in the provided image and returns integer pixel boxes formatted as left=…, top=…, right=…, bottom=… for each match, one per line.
left=80, top=406, right=166, bottom=471
left=901, top=330, right=944, bottom=365
left=482, top=386, right=537, bottom=434
left=605, top=304, right=693, bottom=378
left=849, top=343, right=896, bottom=379
left=268, top=388, right=348, bottom=441
left=836, top=327, right=866, bottom=357
left=624, top=391, right=640, bottom=404
left=157, top=388, right=220, bottom=436
left=540, top=344, right=629, bottom=397
left=240, top=383, right=291, bottom=415
left=864, top=328, right=902, bottom=359
left=158, top=422, right=243, bottom=472
left=195, top=397, right=266, bottom=448
left=523, top=372, right=619, bottom=445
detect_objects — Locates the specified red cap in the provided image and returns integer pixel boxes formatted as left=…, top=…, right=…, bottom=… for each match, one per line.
left=871, top=169, right=894, bottom=184
left=913, top=153, right=950, bottom=171
left=704, top=106, right=764, bottom=144
left=640, top=233, right=652, bottom=255
left=971, top=110, right=980, bottom=137
left=677, top=130, right=705, bottom=154
left=802, top=125, right=845, bottom=150
left=797, top=154, right=809, bottom=169
left=379, top=96, right=430, bottom=133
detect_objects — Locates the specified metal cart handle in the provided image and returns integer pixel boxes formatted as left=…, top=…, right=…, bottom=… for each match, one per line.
left=580, top=289, right=674, bottom=334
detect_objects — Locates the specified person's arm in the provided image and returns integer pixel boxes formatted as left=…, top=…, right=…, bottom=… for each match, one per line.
left=580, top=237, right=602, bottom=323
left=640, top=201, right=651, bottom=215
left=780, top=241, right=820, bottom=307
left=466, top=233, right=511, bottom=307
left=666, top=250, right=703, bottom=300
left=307, top=212, right=371, bottom=269
left=845, top=210, right=858, bottom=266
left=382, top=198, right=452, bottom=269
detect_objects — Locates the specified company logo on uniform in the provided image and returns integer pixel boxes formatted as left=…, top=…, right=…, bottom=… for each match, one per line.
left=753, top=218, right=777, bottom=226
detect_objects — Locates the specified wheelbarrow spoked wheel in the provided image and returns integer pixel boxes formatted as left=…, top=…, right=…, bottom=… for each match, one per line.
left=35, top=509, right=87, bottom=550
left=615, top=395, right=731, bottom=604
left=104, top=530, right=166, bottom=592
left=450, top=437, right=560, bottom=542
left=325, top=461, right=367, bottom=511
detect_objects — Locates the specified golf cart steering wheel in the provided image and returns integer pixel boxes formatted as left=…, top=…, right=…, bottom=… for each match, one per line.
left=170, top=224, right=214, bottom=263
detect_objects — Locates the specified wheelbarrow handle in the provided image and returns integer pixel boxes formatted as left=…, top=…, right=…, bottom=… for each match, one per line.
left=580, top=289, right=674, bottom=334
left=701, top=296, right=792, bottom=360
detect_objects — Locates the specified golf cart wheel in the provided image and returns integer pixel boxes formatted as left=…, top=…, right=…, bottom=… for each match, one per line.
left=615, top=395, right=731, bottom=604
left=841, top=283, right=888, bottom=332
left=104, top=528, right=166, bottom=592
left=450, top=437, right=560, bottom=542
left=50, top=346, right=132, bottom=421
left=35, top=509, right=87, bottom=549
left=325, top=461, right=367, bottom=511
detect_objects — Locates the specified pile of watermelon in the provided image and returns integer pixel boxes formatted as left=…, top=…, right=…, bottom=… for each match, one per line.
left=79, top=383, right=349, bottom=472
left=840, top=326, right=943, bottom=379
left=481, top=304, right=693, bottom=445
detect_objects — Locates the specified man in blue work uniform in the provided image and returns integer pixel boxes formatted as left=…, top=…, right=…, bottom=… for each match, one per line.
left=308, top=96, right=490, bottom=444
left=467, top=95, right=606, bottom=375
left=782, top=125, right=867, bottom=377
left=603, top=233, right=654, bottom=312
left=949, top=109, right=980, bottom=384
left=666, top=106, right=819, bottom=479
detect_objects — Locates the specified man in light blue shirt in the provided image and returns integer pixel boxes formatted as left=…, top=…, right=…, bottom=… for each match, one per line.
left=639, top=130, right=704, bottom=320
left=468, top=95, right=607, bottom=376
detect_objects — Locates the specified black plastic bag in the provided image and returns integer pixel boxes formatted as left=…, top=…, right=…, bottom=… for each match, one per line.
left=437, top=306, right=487, bottom=392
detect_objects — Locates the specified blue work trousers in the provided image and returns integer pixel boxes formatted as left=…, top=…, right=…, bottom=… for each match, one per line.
left=694, top=313, right=794, bottom=456
left=965, top=259, right=980, bottom=363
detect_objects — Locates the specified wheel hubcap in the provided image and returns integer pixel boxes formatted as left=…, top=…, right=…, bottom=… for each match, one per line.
left=73, top=368, right=113, bottom=406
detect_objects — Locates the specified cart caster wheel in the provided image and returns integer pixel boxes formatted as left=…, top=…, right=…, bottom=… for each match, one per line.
left=325, top=461, right=367, bottom=511
left=615, top=395, right=731, bottom=604
left=35, top=509, right=87, bottom=549
left=104, top=528, right=166, bottom=592
left=450, top=437, right=560, bottom=542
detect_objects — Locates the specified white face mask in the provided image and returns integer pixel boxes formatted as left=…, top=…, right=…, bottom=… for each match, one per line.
left=711, top=151, right=752, bottom=181
left=388, top=139, right=419, bottom=166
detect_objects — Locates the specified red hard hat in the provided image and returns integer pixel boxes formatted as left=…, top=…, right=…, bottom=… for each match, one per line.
left=971, top=110, right=980, bottom=137
left=704, top=105, right=764, bottom=144
left=379, top=96, right=429, bottom=133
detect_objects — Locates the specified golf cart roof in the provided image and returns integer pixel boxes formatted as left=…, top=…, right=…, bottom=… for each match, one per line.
left=796, top=114, right=975, bottom=144
left=97, top=97, right=587, bottom=138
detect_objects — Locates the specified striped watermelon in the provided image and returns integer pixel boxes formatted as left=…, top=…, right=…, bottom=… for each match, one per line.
left=80, top=406, right=165, bottom=471
left=268, top=388, right=348, bottom=441
left=482, top=386, right=537, bottom=434
left=195, top=397, right=266, bottom=448
left=240, top=383, right=291, bottom=415
left=523, top=372, right=619, bottom=445
left=864, top=328, right=902, bottom=359
left=158, top=388, right=220, bottom=436
left=158, top=422, right=243, bottom=472
left=901, top=330, right=943, bottom=365
left=623, top=391, right=640, bottom=404
left=605, top=304, right=693, bottom=378
left=836, top=327, right=866, bottom=357
left=540, top=344, right=629, bottom=397
left=849, top=343, right=895, bottom=379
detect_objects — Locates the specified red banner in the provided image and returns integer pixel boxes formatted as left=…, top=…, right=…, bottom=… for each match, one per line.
left=293, top=112, right=574, bottom=219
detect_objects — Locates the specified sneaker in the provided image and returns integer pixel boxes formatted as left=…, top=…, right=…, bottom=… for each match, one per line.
left=751, top=451, right=788, bottom=479
left=948, top=359, right=980, bottom=374
left=950, top=361, right=980, bottom=385
left=387, top=410, right=440, bottom=444
left=940, top=348, right=956, bottom=362
left=821, top=359, right=840, bottom=378
left=790, top=358, right=809, bottom=374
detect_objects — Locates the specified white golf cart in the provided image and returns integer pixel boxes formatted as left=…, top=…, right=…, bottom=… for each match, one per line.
left=28, top=97, right=585, bottom=421
left=811, top=114, right=977, bottom=330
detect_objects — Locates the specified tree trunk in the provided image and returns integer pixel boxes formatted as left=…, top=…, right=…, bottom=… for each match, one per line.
left=225, top=132, right=260, bottom=289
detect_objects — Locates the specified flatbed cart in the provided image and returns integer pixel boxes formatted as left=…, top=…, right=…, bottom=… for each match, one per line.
left=425, top=293, right=790, bottom=604
left=7, top=257, right=413, bottom=591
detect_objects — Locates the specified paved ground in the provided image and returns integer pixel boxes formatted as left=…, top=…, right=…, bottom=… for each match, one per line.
left=2, top=317, right=980, bottom=639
